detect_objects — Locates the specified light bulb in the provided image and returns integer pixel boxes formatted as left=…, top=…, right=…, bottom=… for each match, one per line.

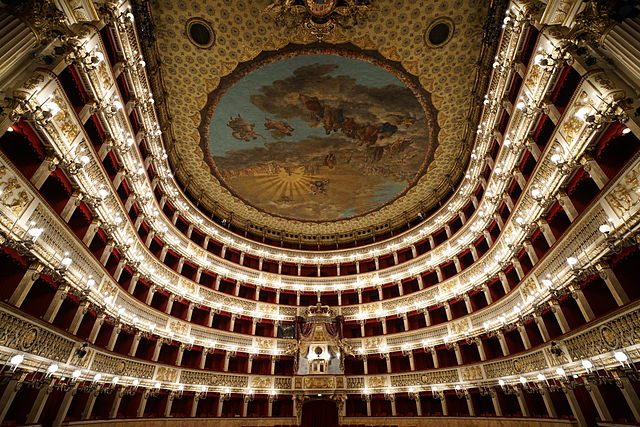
left=72, top=369, right=82, bottom=379
left=519, top=376, right=527, bottom=384
left=567, top=257, right=578, bottom=266
left=132, top=378, right=140, bottom=386
left=93, top=373, right=102, bottom=381
left=614, top=351, right=628, bottom=363
left=498, top=379, right=505, bottom=387
left=9, top=354, right=24, bottom=366
left=555, top=367, right=565, bottom=376
left=581, top=360, right=593, bottom=370
left=536, top=373, right=546, bottom=382
left=46, top=102, right=61, bottom=117
left=574, top=106, right=591, bottom=120
left=47, top=364, right=59, bottom=374
left=599, top=224, right=611, bottom=234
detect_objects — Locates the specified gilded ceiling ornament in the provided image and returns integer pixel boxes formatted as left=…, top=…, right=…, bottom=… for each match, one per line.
left=265, top=0, right=372, bottom=40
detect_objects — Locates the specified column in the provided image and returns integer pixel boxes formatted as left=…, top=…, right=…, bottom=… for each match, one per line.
left=8, top=263, right=41, bottom=307
left=223, top=352, right=231, bottom=371
left=444, top=302, right=452, bottom=321
left=389, top=395, right=397, bottom=416
left=128, top=273, right=140, bottom=294
left=165, top=295, right=175, bottom=314
left=199, top=350, right=208, bottom=370
left=0, top=380, right=20, bottom=424
left=517, top=324, right=531, bottom=349
left=564, top=388, right=588, bottom=427
left=534, top=315, right=551, bottom=341
left=550, top=302, right=570, bottom=334
left=60, top=192, right=81, bottom=222
left=242, top=396, right=249, bottom=417
left=463, top=294, right=473, bottom=314
left=83, top=220, right=101, bottom=246
left=107, top=325, right=121, bottom=351
left=431, top=349, right=439, bottom=369
left=88, top=314, right=106, bottom=343
left=469, top=245, right=478, bottom=262
left=537, top=219, right=556, bottom=246
left=557, top=192, right=578, bottom=222
left=26, top=383, right=50, bottom=424
left=512, top=257, right=525, bottom=280
left=408, top=351, right=415, bottom=371
left=191, top=394, right=201, bottom=417
left=81, top=391, right=98, bottom=419
left=466, top=394, right=475, bottom=416
left=217, top=396, right=225, bottom=417
left=145, top=287, right=155, bottom=305
left=541, top=388, right=557, bottom=418
left=109, top=390, right=123, bottom=418
left=129, top=332, right=142, bottom=357
left=52, top=384, right=78, bottom=427
left=586, top=383, right=612, bottom=422
left=491, top=391, right=502, bottom=416
left=597, top=263, right=630, bottom=306
left=30, top=156, right=57, bottom=189
left=164, top=393, right=174, bottom=417
left=602, top=15, right=640, bottom=89
left=482, top=285, right=493, bottom=304
left=619, top=376, right=640, bottom=422
left=496, top=331, right=509, bottom=356
left=440, top=394, right=448, bottom=416
left=186, top=303, right=195, bottom=322
left=570, top=288, right=595, bottom=322
left=100, top=240, right=114, bottom=265
left=453, top=344, right=463, bottom=365
left=498, top=272, right=510, bottom=293
left=516, top=390, right=530, bottom=417
left=176, top=345, right=185, bottom=366
left=580, top=155, right=609, bottom=189
left=152, top=339, right=163, bottom=362
left=483, top=230, right=494, bottom=246
left=136, top=390, right=149, bottom=417
left=523, top=240, right=538, bottom=264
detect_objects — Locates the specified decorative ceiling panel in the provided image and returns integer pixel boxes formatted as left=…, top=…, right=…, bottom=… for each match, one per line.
left=142, top=0, right=499, bottom=240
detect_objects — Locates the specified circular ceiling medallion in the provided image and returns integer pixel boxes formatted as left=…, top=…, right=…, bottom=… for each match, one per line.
left=425, top=18, right=454, bottom=48
left=186, top=18, right=215, bottom=49
left=201, top=47, right=437, bottom=222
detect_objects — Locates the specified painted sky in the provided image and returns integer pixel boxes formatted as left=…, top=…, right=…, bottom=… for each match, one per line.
left=207, top=53, right=430, bottom=221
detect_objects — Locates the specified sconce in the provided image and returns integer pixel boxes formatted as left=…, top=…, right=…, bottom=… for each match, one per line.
left=195, top=385, right=208, bottom=401
left=408, top=387, right=420, bottom=402
left=219, top=387, right=231, bottom=402
left=1, top=220, right=44, bottom=257
left=478, top=385, right=495, bottom=397
left=454, top=384, right=469, bottom=399
left=497, top=379, right=519, bottom=395
left=430, top=386, right=445, bottom=400
left=147, top=381, right=161, bottom=398
left=583, top=99, right=629, bottom=130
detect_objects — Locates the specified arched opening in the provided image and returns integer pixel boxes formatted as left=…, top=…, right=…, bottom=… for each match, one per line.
left=301, top=399, right=339, bottom=427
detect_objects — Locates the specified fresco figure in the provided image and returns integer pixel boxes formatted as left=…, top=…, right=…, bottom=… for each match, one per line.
left=227, top=115, right=261, bottom=141
left=264, top=118, right=295, bottom=138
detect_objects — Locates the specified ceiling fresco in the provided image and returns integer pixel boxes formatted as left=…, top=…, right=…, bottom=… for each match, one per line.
left=203, top=48, right=436, bottom=221
left=143, top=0, right=497, bottom=239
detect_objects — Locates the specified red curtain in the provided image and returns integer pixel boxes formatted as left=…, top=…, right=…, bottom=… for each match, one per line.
left=301, top=400, right=338, bottom=427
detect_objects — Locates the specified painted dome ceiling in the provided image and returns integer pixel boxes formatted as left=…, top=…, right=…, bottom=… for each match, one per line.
left=142, top=0, right=498, bottom=241
left=202, top=47, right=437, bottom=222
